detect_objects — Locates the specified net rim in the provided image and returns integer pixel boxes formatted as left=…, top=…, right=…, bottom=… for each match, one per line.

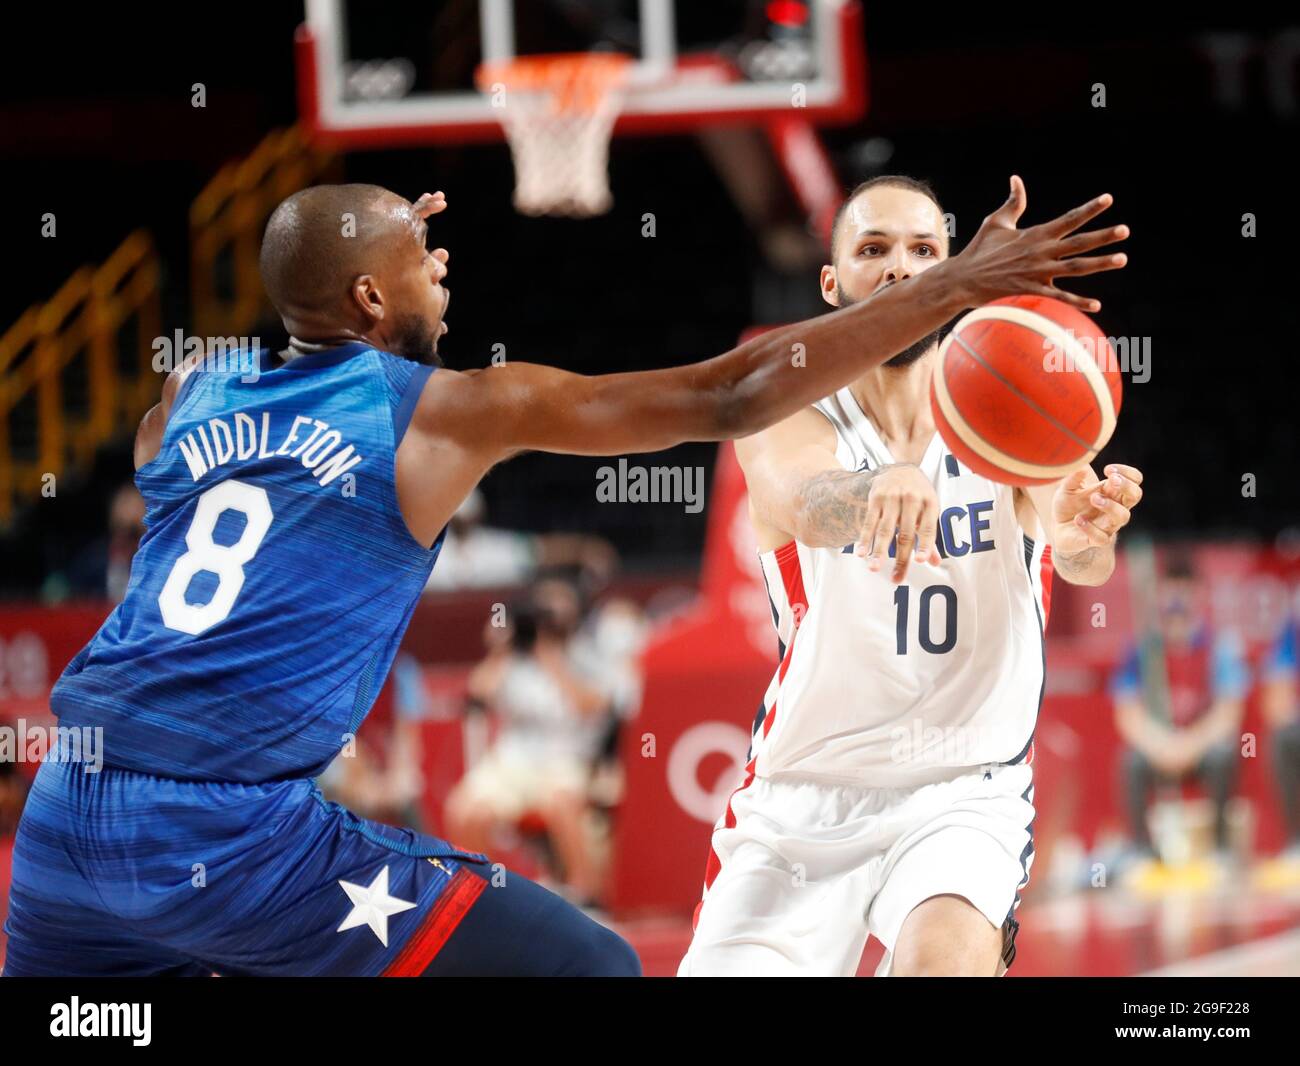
left=475, top=51, right=633, bottom=113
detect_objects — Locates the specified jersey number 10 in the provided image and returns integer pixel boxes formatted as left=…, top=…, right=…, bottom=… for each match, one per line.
left=893, top=584, right=957, bottom=655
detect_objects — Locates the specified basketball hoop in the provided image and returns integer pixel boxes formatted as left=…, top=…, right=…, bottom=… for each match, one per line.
left=476, top=52, right=632, bottom=218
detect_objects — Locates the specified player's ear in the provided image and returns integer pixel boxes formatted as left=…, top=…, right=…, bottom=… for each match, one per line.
left=820, top=265, right=840, bottom=308
left=352, top=275, right=384, bottom=323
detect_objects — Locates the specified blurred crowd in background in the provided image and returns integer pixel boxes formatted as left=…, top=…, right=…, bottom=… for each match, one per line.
left=6, top=494, right=1300, bottom=914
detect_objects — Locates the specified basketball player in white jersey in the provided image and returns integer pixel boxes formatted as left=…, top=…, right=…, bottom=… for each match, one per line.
left=679, top=177, right=1144, bottom=977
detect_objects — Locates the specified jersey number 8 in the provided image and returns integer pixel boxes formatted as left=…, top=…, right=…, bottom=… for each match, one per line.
left=158, top=480, right=274, bottom=636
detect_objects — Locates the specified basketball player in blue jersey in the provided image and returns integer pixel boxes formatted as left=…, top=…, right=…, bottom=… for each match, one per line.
left=2, top=178, right=1126, bottom=976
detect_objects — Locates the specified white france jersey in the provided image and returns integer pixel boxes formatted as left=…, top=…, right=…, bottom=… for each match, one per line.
left=751, top=385, right=1053, bottom=788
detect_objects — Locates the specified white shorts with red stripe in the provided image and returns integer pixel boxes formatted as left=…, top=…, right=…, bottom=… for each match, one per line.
left=678, top=762, right=1034, bottom=976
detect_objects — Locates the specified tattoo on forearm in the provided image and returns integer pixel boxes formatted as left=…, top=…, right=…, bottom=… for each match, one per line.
left=1054, top=545, right=1105, bottom=577
left=795, top=464, right=904, bottom=546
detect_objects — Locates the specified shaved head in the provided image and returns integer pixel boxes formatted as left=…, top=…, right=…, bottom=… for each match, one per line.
left=259, top=183, right=449, bottom=364
left=261, top=182, right=420, bottom=317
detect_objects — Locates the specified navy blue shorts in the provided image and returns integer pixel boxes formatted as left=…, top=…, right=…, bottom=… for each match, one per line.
left=3, top=757, right=638, bottom=977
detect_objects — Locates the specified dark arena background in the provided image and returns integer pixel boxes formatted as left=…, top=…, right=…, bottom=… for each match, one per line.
left=1, top=0, right=1299, bottom=1021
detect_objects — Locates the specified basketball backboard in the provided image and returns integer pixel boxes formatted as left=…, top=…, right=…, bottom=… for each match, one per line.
left=295, top=0, right=866, bottom=149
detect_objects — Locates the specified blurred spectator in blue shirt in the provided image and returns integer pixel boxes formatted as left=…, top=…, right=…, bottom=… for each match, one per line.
left=1111, top=554, right=1248, bottom=861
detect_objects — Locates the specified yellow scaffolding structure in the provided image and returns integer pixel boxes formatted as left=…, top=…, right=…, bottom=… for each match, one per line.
left=0, top=232, right=160, bottom=526
left=0, top=125, right=335, bottom=528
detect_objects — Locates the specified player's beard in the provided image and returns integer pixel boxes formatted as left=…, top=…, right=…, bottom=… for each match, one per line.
left=392, top=312, right=444, bottom=367
left=836, top=282, right=958, bottom=368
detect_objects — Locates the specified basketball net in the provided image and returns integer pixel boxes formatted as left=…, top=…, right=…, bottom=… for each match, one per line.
left=476, top=53, right=632, bottom=218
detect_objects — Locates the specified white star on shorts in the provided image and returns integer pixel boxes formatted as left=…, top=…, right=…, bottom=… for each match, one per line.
left=336, top=865, right=417, bottom=947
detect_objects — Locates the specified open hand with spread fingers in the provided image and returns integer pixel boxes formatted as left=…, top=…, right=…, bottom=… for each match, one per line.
left=951, top=175, right=1129, bottom=312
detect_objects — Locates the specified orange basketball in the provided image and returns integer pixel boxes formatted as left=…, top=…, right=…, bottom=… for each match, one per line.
left=930, top=295, right=1123, bottom=487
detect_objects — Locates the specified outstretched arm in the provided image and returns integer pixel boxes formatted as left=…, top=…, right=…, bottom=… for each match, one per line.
left=400, top=179, right=1128, bottom=546
left=434, top=180, right=1125, bottom=461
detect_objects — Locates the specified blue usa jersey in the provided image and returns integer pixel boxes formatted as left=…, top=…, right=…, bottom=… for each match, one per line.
left=51, top=342, right=443, bottom=783
left=5, top=340, right=641, bottom=978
